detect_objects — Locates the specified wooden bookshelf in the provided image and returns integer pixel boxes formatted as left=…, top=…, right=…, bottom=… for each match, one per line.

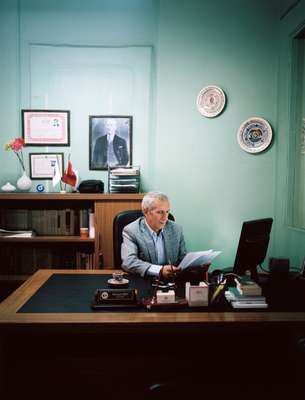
left=0, top=236, right=95, bottom=243
left=0, top=192, right=144, bottom=278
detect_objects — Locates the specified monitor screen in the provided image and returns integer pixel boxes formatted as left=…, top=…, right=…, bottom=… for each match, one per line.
left=233, top=218, right=273, bottom=280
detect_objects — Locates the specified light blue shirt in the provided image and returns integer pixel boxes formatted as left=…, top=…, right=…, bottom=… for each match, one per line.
left=144, top=220, right=167, bottom=277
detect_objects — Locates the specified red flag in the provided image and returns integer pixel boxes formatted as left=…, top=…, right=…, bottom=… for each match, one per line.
left=61, top=161, right=77, bottom=187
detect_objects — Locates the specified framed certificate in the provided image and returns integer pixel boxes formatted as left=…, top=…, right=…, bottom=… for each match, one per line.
left=22, top=110, right=70, bottom=146
left=29, top=153, right=64, bottom=180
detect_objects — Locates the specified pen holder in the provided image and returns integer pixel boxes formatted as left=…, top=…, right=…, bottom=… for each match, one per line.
left=185, top=282, right=209, bottom=307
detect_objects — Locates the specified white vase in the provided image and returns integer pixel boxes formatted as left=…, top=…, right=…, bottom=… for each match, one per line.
left=17, top=171, right=32, bottom=191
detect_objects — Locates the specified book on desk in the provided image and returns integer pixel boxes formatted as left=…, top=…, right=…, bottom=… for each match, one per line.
left=225, top=286, right=268, bottom=309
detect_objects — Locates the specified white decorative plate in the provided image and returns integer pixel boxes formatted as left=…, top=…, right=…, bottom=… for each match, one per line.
left=196, top=85, right=226, bottom=117
left=237, top=117, right=273, bottom=153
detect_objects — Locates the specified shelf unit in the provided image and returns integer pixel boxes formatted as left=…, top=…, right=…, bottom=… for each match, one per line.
left=0, top=193, right=143, bottom=279
left=0, top=236, right=95, bottom=243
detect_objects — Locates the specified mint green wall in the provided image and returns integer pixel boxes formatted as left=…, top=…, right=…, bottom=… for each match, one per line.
left=154, top=0, right=278, bottom=268
left=0, top=0, right=20, bottom=182
left=0, top=0, right=158, bottom=191
left=274, top=0, right=305, bottom=268
left=0, top=0, right=304, bottom=269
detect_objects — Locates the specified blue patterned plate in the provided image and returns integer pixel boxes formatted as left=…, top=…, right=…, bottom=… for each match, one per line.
left=237, top=117, right=272, bottom=153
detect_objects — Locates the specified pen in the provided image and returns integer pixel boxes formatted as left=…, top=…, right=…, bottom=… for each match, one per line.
left=211, top=279, right=226, bottom=303
left=168, top=259, right=174, bottom=275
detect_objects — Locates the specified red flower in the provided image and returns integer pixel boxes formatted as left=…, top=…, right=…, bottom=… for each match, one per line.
left=4, top=137, right=25, bottom=171
left=10, top=138, right=24, bottom=152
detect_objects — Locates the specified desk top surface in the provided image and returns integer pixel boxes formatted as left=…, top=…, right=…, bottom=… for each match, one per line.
left=0, top=269, right=305, bottom=332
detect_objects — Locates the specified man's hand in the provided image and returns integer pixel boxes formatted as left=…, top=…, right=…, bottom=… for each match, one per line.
left=161, top=265, right=181, bottom=280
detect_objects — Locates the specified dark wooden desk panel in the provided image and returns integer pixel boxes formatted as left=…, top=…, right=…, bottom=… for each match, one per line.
left=1, top=270, right=305, bottom=399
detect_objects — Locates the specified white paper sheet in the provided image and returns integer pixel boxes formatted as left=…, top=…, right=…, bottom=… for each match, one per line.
left=178, top=249, right=221, bottom=270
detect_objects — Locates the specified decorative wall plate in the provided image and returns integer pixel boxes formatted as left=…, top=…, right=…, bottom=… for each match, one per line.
left=237, top=117, right=272, bottom=154
left=196, top=85, right=226, bottom=117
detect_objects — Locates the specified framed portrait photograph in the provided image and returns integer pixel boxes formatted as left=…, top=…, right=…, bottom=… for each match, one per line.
left=22, top=110, right=70, bottom=146
left=29, top=153, right=64, bottom=180
left=89, top=115, right=132, bottom=170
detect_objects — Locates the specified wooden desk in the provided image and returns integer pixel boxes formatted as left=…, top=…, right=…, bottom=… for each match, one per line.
left=1, top=269, right=305, bottom=331
left=1, top=270, right=305, bottom=398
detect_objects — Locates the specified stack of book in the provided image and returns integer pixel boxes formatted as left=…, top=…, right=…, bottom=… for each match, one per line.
left=235, top=277, right=262, bottom=296
left=108, top=166, right=140, bottom=193
left=0, top=228, right=35, bottom=238
left=0, top=208, right=85, bottom=236
left=225, top=277, right=267, bottom=309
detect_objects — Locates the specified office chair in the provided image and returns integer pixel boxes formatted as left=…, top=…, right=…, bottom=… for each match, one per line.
left=113, top=209, right=175, bottom=268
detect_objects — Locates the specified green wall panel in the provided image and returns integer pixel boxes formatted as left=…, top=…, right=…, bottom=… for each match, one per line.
left=1, top=0, right=304, bottom=271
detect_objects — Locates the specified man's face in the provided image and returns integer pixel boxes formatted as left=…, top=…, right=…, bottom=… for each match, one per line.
left=105, top=119, right=117, bottom=137
left=144, top=199, right=170, bottom=233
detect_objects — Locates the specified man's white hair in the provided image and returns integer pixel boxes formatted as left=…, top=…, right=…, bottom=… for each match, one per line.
left=141, top=191, right=169, bottom=212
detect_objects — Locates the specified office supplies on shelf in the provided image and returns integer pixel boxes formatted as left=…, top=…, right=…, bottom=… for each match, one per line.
left=108, top=165, right=140, bottom=193
left=0, top=228, right=35, bottom=237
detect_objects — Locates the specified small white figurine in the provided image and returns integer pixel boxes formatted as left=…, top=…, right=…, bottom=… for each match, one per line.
left=1, top=182, right=16, bottom=192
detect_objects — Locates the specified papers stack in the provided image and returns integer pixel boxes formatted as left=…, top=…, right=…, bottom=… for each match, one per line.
left=0, top=228, right=35, bottom=238
left=178, top=249, right=221, bottom=270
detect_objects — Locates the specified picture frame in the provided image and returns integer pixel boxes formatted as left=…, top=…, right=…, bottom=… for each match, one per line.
left=89, top=115, right=132, bottom=170
left=29, top=152, right=64, bottom=180
left=22, top=110, right=70, bottom=146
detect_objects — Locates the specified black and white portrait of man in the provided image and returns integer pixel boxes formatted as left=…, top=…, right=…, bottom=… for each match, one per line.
left=89, top=116, right=132, bottom=170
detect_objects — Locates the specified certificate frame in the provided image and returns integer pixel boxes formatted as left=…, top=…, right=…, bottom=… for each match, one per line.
left=22, top=110, right=70, bottom=146
left=29, top=152, right=64, bottom=180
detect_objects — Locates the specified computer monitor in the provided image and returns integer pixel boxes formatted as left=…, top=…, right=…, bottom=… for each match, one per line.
left=233, top=218, right=273, bottom=281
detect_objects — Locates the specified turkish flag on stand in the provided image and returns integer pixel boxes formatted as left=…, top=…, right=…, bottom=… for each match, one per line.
left=61, top=161, right=77, bottom=187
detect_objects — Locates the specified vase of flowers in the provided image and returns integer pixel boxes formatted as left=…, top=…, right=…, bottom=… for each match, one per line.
left=5, top=138, right=32, bottom=191
left=16, top=170, right=32, bottom=191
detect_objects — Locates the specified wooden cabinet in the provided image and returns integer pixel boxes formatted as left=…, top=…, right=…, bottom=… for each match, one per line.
left=0, top=193, right=143, bottom=278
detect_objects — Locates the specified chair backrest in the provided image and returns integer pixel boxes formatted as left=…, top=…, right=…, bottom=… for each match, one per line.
left=113, top=209, right=175, bottom=268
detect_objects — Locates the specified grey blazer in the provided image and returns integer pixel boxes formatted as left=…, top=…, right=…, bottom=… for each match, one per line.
left=121, top=217, right=186, bottom=277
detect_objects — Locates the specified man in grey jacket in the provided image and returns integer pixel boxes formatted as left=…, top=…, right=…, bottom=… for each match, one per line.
left=121, top=191, right=186, bottom=280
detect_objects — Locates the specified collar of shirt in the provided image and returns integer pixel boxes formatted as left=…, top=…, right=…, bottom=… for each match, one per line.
left=144, top=219, right=164, bottom=240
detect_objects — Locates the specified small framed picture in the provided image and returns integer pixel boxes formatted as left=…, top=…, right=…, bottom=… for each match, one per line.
left=22, top=109, right=70, bottom=146
left=29, top=153, right=64, bottom=180
left=89, top=115, right=132, bottom=170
